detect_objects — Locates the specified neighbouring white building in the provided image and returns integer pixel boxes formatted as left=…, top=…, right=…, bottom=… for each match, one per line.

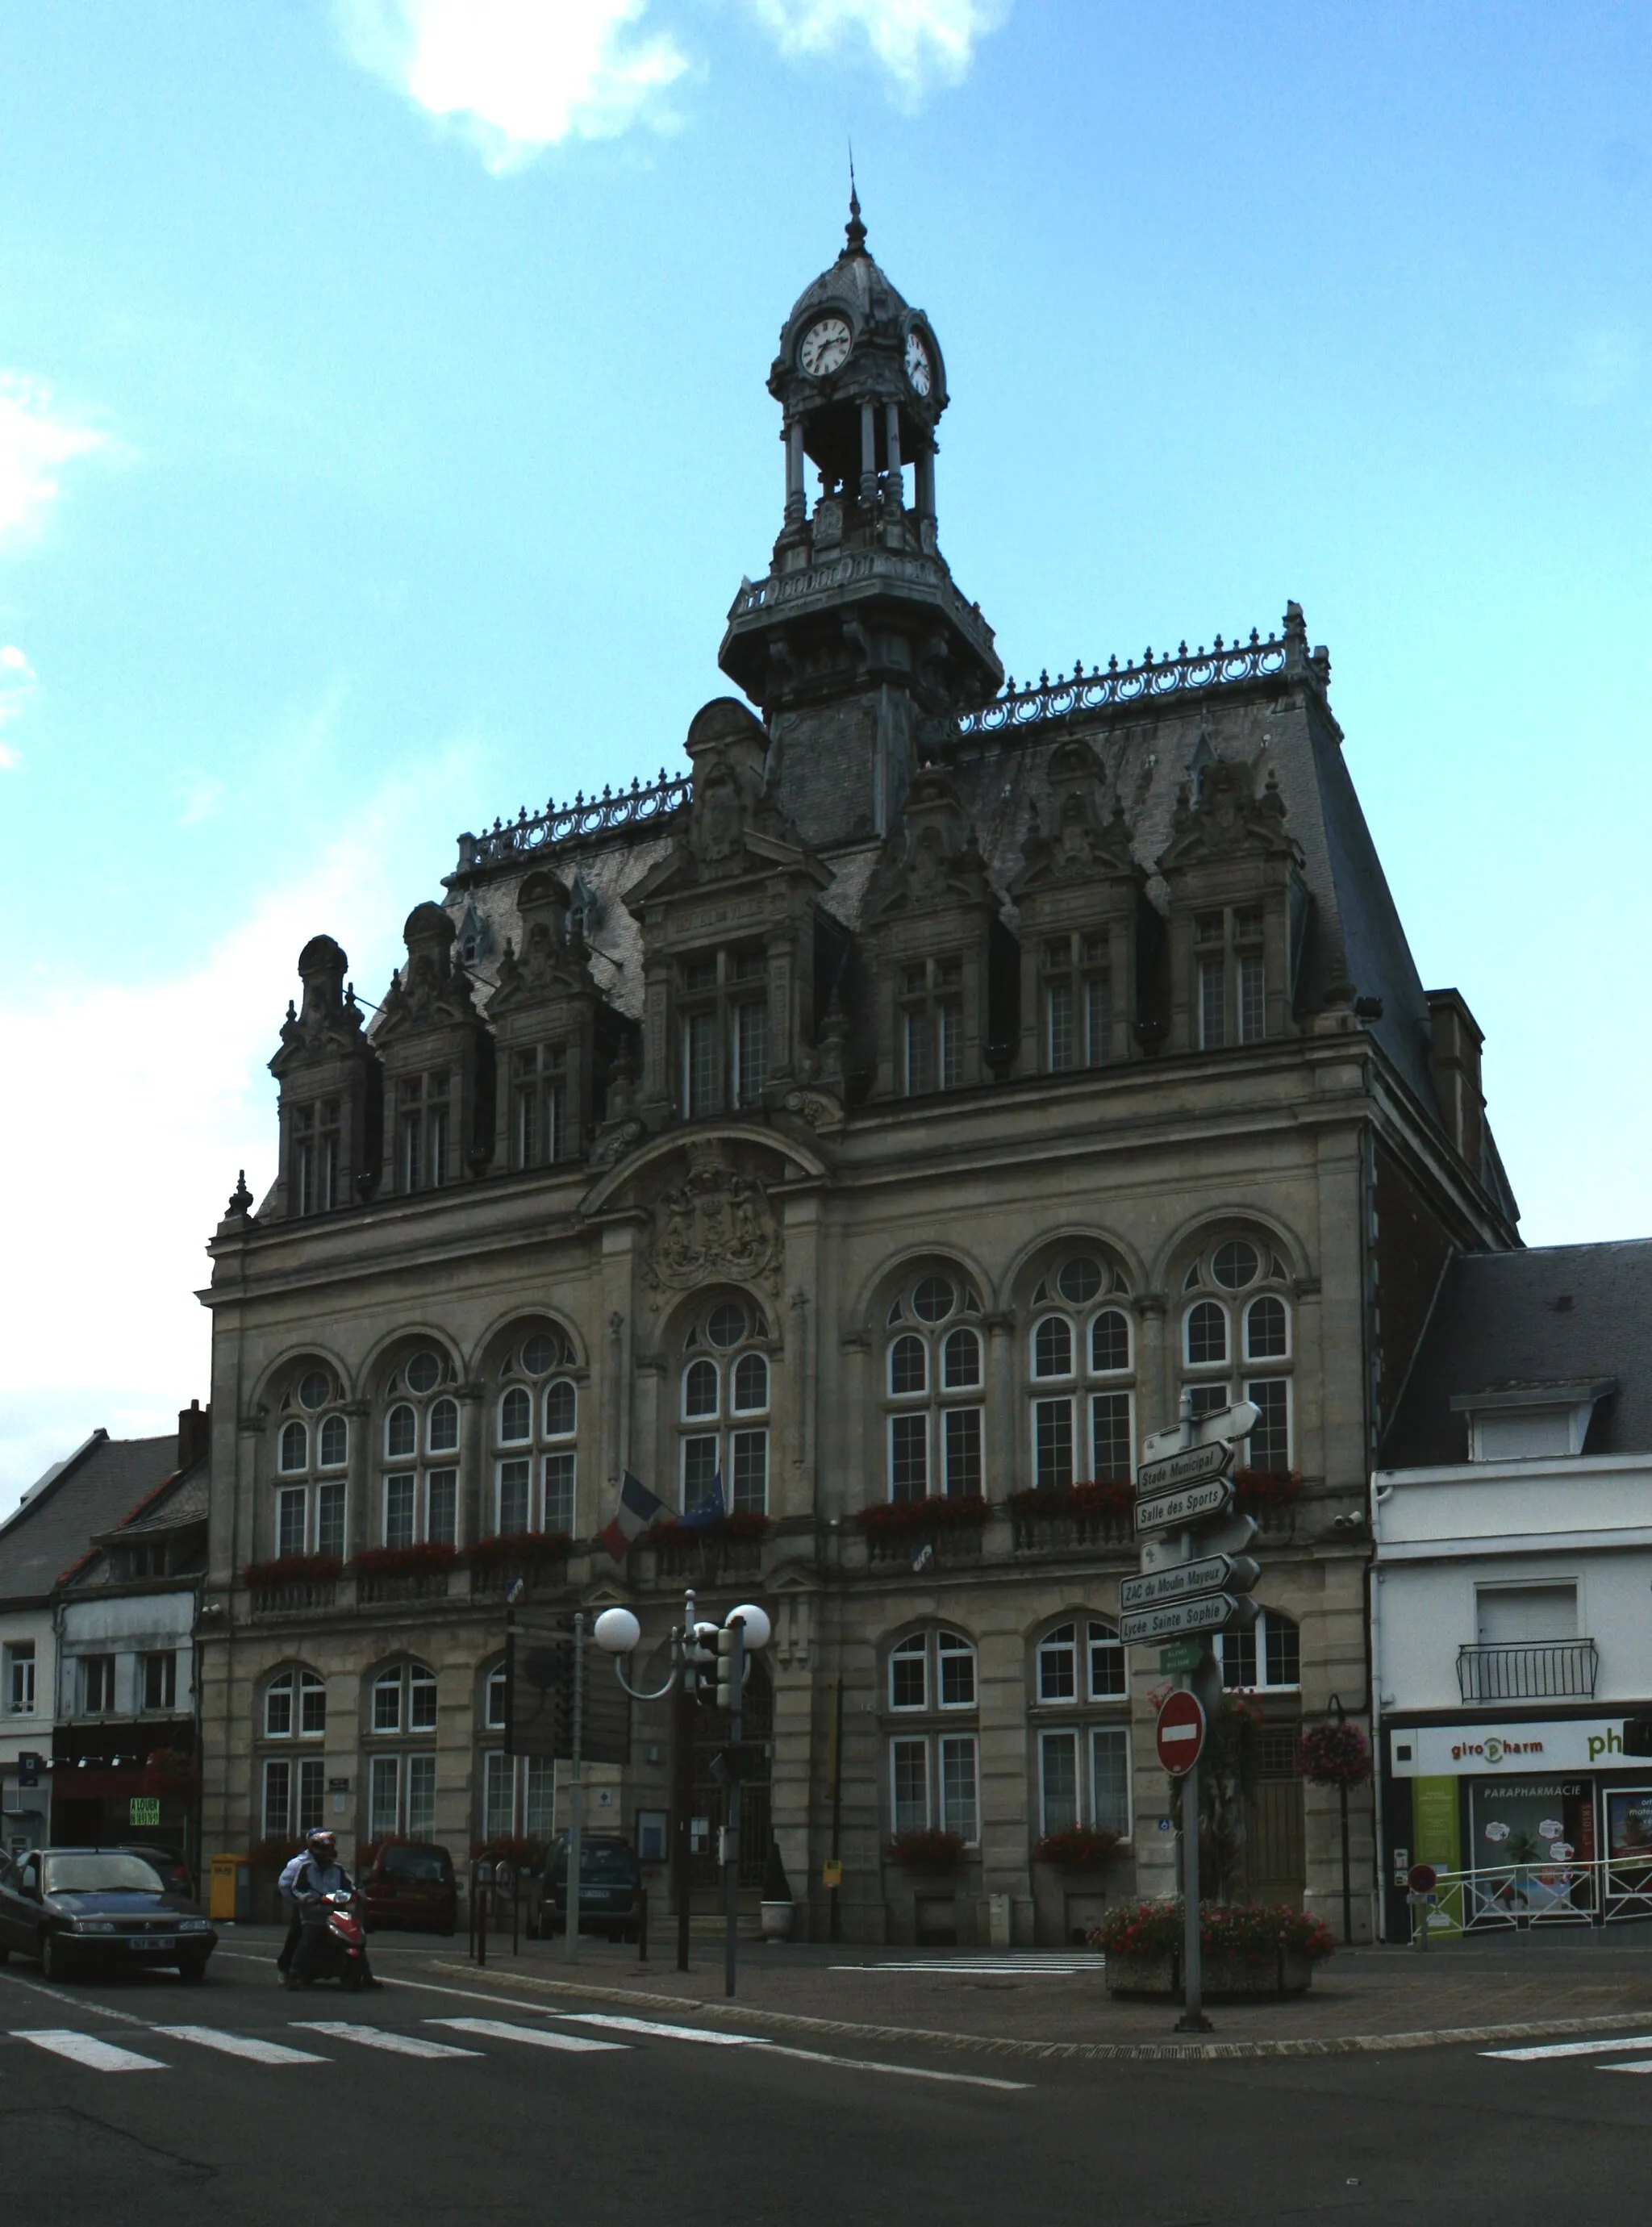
left=1372, top=1240, right=1652, bottom=1940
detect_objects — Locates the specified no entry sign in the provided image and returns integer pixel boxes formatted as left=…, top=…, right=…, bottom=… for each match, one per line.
left=1156, top=1691, right=1207, bottom=1777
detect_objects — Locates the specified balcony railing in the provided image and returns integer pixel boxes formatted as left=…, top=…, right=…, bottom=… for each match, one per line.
left=1456, top=1641, right=1600, bottom=1702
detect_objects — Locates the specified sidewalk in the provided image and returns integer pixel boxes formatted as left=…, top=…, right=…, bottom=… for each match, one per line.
left=321, top=1925, right=1652, bottom=2063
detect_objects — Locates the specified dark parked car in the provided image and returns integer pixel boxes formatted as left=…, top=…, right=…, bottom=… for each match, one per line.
left=122, top=1845, right=195, bottom=1899
left=532, top=1833, right=643, bottom=1941
left=0, top=1846, right=217, bottom=1982
left=361, top=1841, right=457, bottom=1935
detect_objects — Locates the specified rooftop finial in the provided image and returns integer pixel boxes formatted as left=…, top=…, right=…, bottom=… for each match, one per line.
left=845, top=141, right=866, bottom=256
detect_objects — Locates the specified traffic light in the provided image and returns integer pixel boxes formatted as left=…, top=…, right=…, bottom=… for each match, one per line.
left=716, top=1624, right=739, bottom=1712
left=686, top=1620, right=720, bottom=1708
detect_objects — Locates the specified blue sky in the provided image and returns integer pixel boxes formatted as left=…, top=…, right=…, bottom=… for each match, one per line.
left=2, top=1, right=1649, bottom=1508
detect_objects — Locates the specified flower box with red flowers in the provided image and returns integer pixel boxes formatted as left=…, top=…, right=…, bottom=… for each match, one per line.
left=645, top=1512, right=774, bottom=1547
left=1031, top=1826, right=1122, bottom=1870
left=348, top=1542, right=460, bottom=1579
left=240, top=1553, right=343, bottom=1589
left=1090, top=1899, right=1335, bottom=1999
left=885, top=1828, right=968, bottom=1872
left=1232, top=1467, right=1303, bottom=1516
left=1296, top=1720, right=1373, bottom=1789
left=462, top=1531, right=574, bottom=1578
left=856, top=1497, right=992, bottom=1541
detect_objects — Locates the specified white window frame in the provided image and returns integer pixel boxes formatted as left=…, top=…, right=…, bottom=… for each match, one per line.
left=5, top=1640, right=37, bottom=1716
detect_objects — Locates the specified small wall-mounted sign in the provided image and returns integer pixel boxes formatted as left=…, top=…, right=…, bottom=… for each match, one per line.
left=128, top=1797, right=161, bottom=1827
left=327, top=1777, right=351, bottom=1793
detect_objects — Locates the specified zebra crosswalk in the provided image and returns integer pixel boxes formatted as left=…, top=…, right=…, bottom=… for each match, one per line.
left=5, top=2008, right=1029, bottom=2091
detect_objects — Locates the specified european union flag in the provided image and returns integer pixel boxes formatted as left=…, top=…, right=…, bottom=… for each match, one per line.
left=678, top=1470, right=725, bottom=1532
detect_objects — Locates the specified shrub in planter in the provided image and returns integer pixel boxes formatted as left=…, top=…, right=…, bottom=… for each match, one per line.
left=1032, top=1826, right=1121, bottom=1870
left=241, top=1553, right=342, bottom=1588
left=856, top=1497, right=992, bottom=1541
left=1297, top=1720, right=1373, bottom=1789
left=886, top=1828, right=967, bottom=1871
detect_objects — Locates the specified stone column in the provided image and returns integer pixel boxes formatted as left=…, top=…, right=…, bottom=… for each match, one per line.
left=914, top=443, right=936, bottom=521
left=985, top=1313, right=1016, bottom=1498
left=785, top=420, right=806, bottom=523
left=457, top=1387, right=485, bottom=1547
left=859, top=401, right=878, bottom=505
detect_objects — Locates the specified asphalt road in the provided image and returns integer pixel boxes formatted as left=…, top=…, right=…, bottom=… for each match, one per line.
left=6, top=1935, right=1652, bottom=2226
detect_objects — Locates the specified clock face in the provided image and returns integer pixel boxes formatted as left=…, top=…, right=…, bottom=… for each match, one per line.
left=904, top=330, right=932, bottom=396
left=799, top=316, right=852, bottom=377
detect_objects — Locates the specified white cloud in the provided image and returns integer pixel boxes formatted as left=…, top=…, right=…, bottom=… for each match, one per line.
left=0, top=373, right=107, bottom=546
left=336, top=0, right=690, bottom=172
left=0, top=738, right=481, bottom=1516
left=744, top=0, right=1008, bottom=95
left=177, top=774, right=225, bottom=828
left=0, top=644, right=36, bottom=764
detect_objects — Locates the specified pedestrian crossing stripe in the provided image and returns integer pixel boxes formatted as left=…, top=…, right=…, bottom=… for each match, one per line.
left=152, top=2025, right=327, bottom=2066
left=12, top=2029, right=166, bottom=2073
left=427, top=2018, right=628, bottom=2054
left=1482, top=2035, right=1652, bottom=2061
left=293, top=2022, right=482, bottom=2059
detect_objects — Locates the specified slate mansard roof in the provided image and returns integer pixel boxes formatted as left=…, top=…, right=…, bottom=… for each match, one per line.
left=0, top=1432, right=185, bottom=1605
left=1380, top=1240, right=1652, bottom=1468
left=442, top=610, right=1504, bottom=1198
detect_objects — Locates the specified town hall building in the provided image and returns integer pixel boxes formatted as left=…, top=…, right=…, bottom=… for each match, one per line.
left=197, top=198, right=1518, bottom=1944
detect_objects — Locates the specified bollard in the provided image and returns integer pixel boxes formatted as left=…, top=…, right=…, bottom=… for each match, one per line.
left=637, top=1885, right=649, bottom=1964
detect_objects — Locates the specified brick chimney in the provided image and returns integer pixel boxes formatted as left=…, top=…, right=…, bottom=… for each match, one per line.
left=1425, top=989, right=1485, bottom=1178
left=177, top=1399, right=211, bottom=1472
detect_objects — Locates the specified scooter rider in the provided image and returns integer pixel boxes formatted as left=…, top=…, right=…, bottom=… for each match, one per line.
left=274, top=1830, right=326, bottom=1978
left=285, top=1829, right=381, bottom=1990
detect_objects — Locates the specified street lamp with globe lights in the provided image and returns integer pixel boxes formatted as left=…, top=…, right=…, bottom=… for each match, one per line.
left=594, top=1592, right=771, bottom=1995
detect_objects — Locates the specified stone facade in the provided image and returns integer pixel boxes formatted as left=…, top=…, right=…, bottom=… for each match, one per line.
left=196, top=202, right=1518, bottom=1945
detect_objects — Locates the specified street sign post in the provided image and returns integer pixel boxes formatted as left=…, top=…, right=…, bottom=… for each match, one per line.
left=1130, top=1395, right=1262, bottom=2037
left=1120, top=1554, right=1261, bottom=1612
left=1120, top=1593, right=1258, bottom=1646
left=1134, top=1478, right=1235, bottom=1534
left=1156, top=1691, right=1206, bottom=1776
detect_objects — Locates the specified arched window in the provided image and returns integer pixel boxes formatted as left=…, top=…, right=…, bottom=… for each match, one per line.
left=1030, top=1616, right=1130, bottom=1839
left=259, top=1666, right=327, bottom=1845
left=677, top=1299, right=770, bottom=1516
left=491, top=1326, right=579, bottom=1538
left=1179, top=1237, right=1295, bottom=1473
left=882, top=1273, right=984, bottom=1502
left=1216, top=1608, right=1300, bottom=1691
left=271, top=1364, right=348, bottom=1561
left=378, top=1345, right=461, bottom=1550
left=366, top=1660, right=439, bottom=1843
left=885, top=1628, right=979, bottom=1844
left=1026, top=1254, right=1135, bottom=1491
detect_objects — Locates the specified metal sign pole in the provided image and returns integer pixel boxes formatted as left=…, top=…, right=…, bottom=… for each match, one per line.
left=566, top=1612, right=585, bottom=1964
left=725, top=1617, right=745, bottom=2000
left=1176, top=1745, right=1209, bottom=2033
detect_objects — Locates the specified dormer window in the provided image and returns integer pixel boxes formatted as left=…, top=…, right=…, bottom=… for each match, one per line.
left=679, top=947, right=769, bottom=1117
left=1041, top=934, right=1111, bottom=1073
left=512, top=1045, right=566, bottom=1168
left=1454, top=1382, right=1614, bottom=1462
left=398, top=1072, right=449, bottom=1193
left=902, top=957, right=963, bottom=1093
left=290, top=1099, right=340, bottom=1216
left=1196, top=907, right=1266, bottom=1050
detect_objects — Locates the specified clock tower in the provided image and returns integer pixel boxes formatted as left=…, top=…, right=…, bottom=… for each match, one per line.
left=718, top=193, right=1003, bottom=849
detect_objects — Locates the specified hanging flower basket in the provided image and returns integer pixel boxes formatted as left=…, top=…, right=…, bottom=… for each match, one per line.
left=1032, top=1826, right=1122, bottom=1870
left=885, top=1828, right=968, bottom=1872
left=1297, top=1720, right=1373, bottom=1789
left=857, top=1498, right=992, bottom=1541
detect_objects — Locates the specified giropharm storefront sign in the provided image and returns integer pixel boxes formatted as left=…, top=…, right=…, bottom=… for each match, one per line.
left=1390, top=1720, right=1637, bottom=1776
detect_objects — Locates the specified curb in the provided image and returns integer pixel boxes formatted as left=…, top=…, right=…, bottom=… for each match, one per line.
left=424, top=1964, right=1652, bottom=2064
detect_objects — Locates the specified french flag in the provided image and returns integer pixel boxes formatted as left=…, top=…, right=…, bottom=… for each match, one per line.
left=601, top=1470, right=665, bottom=1564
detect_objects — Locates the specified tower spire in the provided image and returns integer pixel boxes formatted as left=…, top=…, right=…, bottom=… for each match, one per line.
left=845, top=144, right=866, bottom=256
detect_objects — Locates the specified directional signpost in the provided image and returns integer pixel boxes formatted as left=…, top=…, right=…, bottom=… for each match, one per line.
left=1128, top=1398, right=1262, bottom=2035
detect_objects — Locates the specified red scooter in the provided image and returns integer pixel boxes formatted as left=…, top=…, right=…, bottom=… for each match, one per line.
left=292, top=1890, right=369, bottom=1991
